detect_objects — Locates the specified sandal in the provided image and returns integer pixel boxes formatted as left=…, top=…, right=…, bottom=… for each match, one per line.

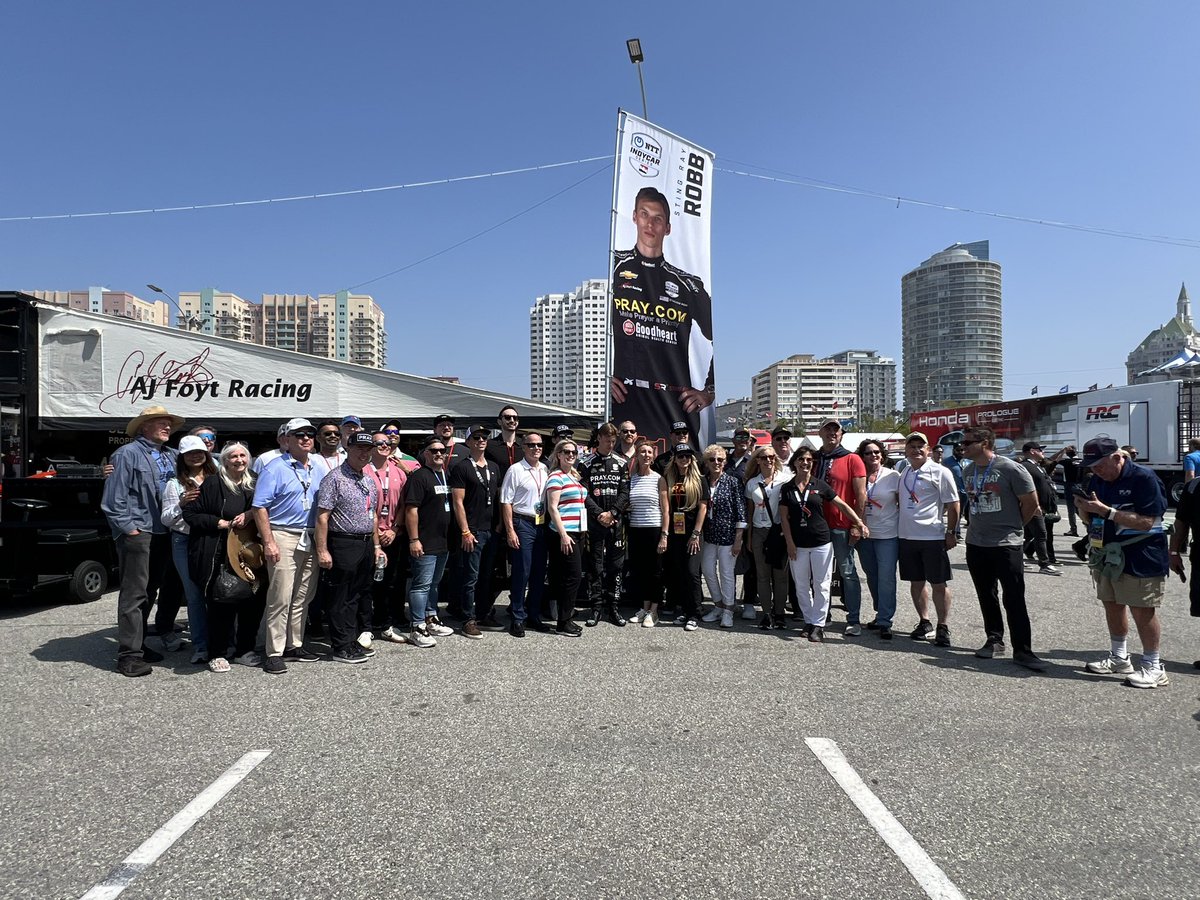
left=208, top=657, right=231, bottom=673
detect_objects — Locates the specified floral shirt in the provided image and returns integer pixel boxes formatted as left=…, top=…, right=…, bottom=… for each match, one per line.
left=703, top=472, right=748, bottom=546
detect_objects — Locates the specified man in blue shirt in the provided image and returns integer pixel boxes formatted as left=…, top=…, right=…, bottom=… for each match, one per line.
left=1184, top=438, right=1200, bottom=484
left=1075, top=437, right=1170, bottom=689
left=253, top=417, right=326, bottom=674
left=101, top=405, right=184, bottom=677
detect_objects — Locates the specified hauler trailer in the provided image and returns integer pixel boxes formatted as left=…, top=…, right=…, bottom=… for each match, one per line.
left=911, top=382, right=1200, bottom=505
left=0, top=291, right=596, bottom=600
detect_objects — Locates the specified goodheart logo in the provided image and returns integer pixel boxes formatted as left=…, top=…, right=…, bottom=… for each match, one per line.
left=628, top=133, right=662, bottom=177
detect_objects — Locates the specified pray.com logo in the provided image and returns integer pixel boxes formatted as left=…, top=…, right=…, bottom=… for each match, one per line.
left=628, top=133, right=662, bottom=177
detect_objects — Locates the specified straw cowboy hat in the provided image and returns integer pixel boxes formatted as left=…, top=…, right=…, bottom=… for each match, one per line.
left=226, top=524, right=266, bottom=584
left=125, top=405, right=186, bottom=438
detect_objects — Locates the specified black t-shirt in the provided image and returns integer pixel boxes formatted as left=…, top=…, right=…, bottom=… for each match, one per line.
left=779, top=478, right=838, bottom=548
left=405, top=467, right=452, bottom=554
left=666, top=475, right=710, bottom=536
left=485, top=437, right=520, bottom=479
left=449, top=457, right=500, bottom=533
left=1176, top=476, right=1200, bottom=561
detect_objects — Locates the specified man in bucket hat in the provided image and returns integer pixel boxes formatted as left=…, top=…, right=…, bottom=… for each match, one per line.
left=101, top=405, right=186, bottom=677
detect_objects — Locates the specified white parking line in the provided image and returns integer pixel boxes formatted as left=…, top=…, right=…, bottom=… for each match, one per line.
left=805, top=738, right=966, bottom=900
left=79, top=749, right=272, bottom=900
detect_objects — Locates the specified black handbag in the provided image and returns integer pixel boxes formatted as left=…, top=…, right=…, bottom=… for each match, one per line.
left=760, top=483, right=787, bottom=569
left=212, top=559, right=254, bottom=604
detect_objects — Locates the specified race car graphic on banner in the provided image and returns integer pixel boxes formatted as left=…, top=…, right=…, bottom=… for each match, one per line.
left=608, top=111, right=716, bottom=451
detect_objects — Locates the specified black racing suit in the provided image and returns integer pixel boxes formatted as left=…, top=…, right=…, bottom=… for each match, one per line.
left=579, top=451, right=630, bottom=618
left=611, top=248, right=714, bottom=448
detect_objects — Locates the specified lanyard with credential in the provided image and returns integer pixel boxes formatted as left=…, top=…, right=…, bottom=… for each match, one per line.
left=292, top=460, right=313, bottom=510
left=971, top=457, right=995, bottom=499
left=902, top=467, right=922, bottom=505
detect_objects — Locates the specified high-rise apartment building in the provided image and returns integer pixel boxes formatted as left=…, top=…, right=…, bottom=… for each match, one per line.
left=901, top=241, right=1003, bottom=411
left=178, top=288, right=388, bottom=368
left=824, top=349, right=897, bottom=421
left=27, top=287, right=170, bottom=326
left=752, top=354, right=857, bottom=430
left=178, top=289, right=262, bottom=342
left=529, top=279, right=608, bottom=415
left=715, top=397, right=753, bottom=430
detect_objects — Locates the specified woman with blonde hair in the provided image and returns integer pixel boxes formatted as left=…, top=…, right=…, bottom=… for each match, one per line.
left=545, top=439, right=587, bottom=636
left=743, top=445, right=789, bottom=627
left=663, top=444, right=708, bottom=631
left=627, top=439, right=669, bottom=627
left=699, top=444, right=746, bottom=629
left=182, top=441, right=264, bottom=672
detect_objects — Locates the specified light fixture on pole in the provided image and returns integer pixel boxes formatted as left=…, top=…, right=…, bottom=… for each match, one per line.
left=147, top=283, right=205, bottom=332
left=626, top=38, right=648, bottom=120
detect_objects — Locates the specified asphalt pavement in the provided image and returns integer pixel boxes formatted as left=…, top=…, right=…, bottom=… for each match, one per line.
left=2, top=543, right=1198, bottom=900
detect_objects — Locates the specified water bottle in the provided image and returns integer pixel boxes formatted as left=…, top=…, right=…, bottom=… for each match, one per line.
left=373, top=554, right=386, bottom=582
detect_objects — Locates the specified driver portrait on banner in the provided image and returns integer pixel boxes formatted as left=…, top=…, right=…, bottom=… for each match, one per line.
left=610, top=186, right=715, bottom=447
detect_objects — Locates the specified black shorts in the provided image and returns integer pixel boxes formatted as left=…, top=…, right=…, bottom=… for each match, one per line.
left=898, top=539, right=952, bottom=584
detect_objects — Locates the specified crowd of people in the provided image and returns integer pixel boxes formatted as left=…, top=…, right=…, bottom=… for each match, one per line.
left=99, top=403, right=1191, bottom=690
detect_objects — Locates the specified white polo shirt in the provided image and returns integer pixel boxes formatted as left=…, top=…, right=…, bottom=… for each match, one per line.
left=897, top=462, right=959, bottom=540
left=500, top=458, right=549, bottom=517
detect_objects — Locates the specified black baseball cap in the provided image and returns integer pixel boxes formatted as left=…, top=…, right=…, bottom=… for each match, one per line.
left=434, top=414, right=455, bottom=425
left=1081, top=437, right=1119, bottom=467
left=733, top=429, right=750, bottom=440
left=673, top=443, right=694, bottom=456
left=553, top=425, right=574, bottom=439
left=347, top=432, right=375, bottom=448
left=1022, top=441, right=1045, bottom=452
left=671, top=421, right=689, bottom=434
left=467, top=425, right=489, bottom=438
left=771, top=426, right=792, bottom=439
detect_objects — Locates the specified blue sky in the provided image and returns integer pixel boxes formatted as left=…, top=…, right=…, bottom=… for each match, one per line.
left=4, top=3, right=1198, bottom=408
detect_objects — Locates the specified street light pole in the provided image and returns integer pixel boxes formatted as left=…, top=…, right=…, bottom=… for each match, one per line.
left=147, top=283, right=204, bottom=331
left=626, top=38, right=649, bottom=120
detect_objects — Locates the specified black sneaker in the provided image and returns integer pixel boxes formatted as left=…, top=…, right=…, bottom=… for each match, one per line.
left=865, top=619, right=880, bottom=631
left=934, top=624, right=951, bottom=647
left=585, top=613, right=600, bottom=627
left=772, top=618, right=788, bottom=630
left=529, top=620, right=552, bottom=633
left=141, top=646, right=165, bottom=663
left=1013, top=650, right=1046, bottom=671
left=758, top=615, right=773, bottom=630
left=283, top=647, right=320, bottom=662
left=356, top=645, right=377, bottom=658
left=479, top=611, right=505, bottom=630
left=878, top=626, right=893, bottom=640
left=556, top=622, right=583, bottom=637
left=117, top=657, right=152, bottom=677
left=333, top=649, right=368, bottom=664
left=608, top=608, right=628, bottom=627
left=910, top=619, right=933, bottom=641
left=510, top=623, right=526, bottom=638
left=808, top=626, right=824, bottom=643
left=975, top=640, right=1005, bottom=659
left=263, top=656, right=287, bottom=675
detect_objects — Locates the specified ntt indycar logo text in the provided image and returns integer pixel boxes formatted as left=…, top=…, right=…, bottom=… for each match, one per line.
left=628, top=133, right=662, bottom=177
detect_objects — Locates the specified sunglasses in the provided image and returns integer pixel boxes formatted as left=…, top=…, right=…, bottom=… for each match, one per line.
left=383, top=429, right=400, bottom=435
left=758, top=454, right=776, bottom=460
left=320, top=431, right=340, bottom=438
left=293, top=432, right=316, bottom=440
left=525, top=444, right=543, bottom=450
left=372, top=441, right=390, bottom=448
left=197, top=433, right=215, bottom=441
left=427, top=447, right=447, bottom=455
left=470, top=434, right=488, bottom=440
left=560, top=449, right=578, bottom=456
left=862, top=450, right=882, bottom=456
left=501, top=414, right=519, bottom=421
left=959, top=440, right=980, bottom=447
left=620, top=429, right=637, bottom=434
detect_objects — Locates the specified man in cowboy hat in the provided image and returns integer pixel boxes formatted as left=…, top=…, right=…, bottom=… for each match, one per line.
left=102, top=405, right=185, bottom=677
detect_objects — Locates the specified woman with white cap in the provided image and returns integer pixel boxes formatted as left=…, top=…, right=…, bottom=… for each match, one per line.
left=161, top=435, right=215, bottom=663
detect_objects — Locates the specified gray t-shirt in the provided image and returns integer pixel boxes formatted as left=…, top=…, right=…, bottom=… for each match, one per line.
left=963, top=455, right=1035, bottom=548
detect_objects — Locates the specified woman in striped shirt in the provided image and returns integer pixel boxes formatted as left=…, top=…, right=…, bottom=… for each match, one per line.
left=546, top=439, right=587, bottom=637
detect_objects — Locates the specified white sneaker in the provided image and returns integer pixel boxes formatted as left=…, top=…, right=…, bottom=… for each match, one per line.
left=356, top=631, right=373, bottom=650
left=1085, top=654, right=1135, bottom=675
left=673, top=615, right=688, bottom=627
left=1039, top=565, right=1063, bottom=576
left=683, top=618, right=699, bottom=632
left=231, top=651, right=261, bottom=667
left=701, top=606, right=722, bottom=623
left=641, top=613, right=656, bottom=628
left=631, top=609, right=647, bottom=624
left=720, top=609, right=734, bottom=628
left=1125, top=665, right=1169, bottom=689
left=408, top=626, right=436, bottom=648
left=741, top=604, right=757, bottom=620
left=425, top=618, right=454, bottom=637
left=379, top=627, right=407, bottom=644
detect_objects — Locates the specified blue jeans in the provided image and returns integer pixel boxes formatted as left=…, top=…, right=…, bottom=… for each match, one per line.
left=856, top=536, right=898, bottom=628
left=459, top=529, right=497, bottom=621
left=408, top=552, right=448, bottom=625
left=170, top=531, right=207, bottom=655
left=830, top=528, right=863, bottom=624
left=509, top=517, right=547, bottom=625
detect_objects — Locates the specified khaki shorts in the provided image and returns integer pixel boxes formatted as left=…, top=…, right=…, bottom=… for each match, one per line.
left=1091, top=571, right=1165, bottom=608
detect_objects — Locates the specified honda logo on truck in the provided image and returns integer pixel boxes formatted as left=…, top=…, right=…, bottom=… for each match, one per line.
left=1085, top=405, right=1120, bottom=421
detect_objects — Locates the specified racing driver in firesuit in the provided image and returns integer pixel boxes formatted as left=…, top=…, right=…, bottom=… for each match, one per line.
left=610, top=187, right=715, bottom=446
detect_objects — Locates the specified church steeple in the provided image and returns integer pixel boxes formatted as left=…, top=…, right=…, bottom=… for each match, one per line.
left=1178, top=282, right=1192, bottom=328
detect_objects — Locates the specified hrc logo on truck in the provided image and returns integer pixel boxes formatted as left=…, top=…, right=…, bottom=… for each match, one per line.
left=1085, top=405, right=1120, bottom=421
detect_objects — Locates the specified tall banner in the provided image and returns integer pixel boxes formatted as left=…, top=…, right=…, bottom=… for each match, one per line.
left=608, top=110, right=716, bottom=451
